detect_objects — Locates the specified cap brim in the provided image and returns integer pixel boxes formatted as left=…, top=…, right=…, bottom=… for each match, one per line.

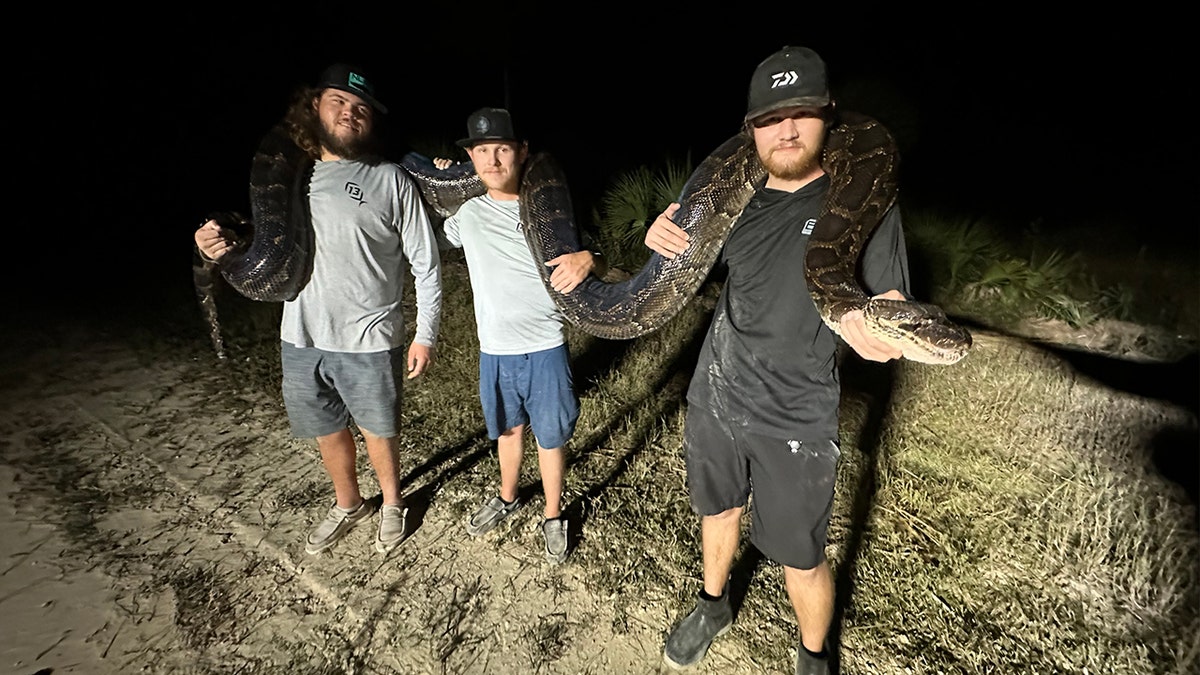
left=325, top=85, right=388, bottom=115
left=744, top=96, right=830, bottom=123
left=455, top=136, right=521, bottom=148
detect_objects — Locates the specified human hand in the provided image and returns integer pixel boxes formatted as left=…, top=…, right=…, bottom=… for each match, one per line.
left=407, top=342, right=436, bottom=378
left=433, top=158, right=454, bottom=170
left=839, top=289, right=906, bottom=362
left=545, top=251, right=596, bottom=294
left=644, top=203, right=687, bottom=258
left=195, top=219, right=232, bottom=262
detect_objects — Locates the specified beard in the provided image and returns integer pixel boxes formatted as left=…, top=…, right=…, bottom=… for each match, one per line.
left=759, top=142, right=822, bottom=182
left=479, top=170, right=520, bottom=194
left=317, top=122, right=370, bottom=160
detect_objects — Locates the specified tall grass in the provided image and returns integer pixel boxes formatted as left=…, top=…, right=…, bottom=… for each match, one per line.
left=901, top=208, right=1186, bottom=334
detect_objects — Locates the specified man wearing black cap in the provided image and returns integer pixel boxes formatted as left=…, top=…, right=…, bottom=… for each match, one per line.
left=646, top=46, right=911, bottom=674
left=431, top=107, right=605, bottom=565
left=194, top=63, right=442, bottom=557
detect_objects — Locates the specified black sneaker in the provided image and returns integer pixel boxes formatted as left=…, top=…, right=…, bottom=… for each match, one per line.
left=795, top=643, right=832, bottom=675
left=662, top=591, right=732, bottom=669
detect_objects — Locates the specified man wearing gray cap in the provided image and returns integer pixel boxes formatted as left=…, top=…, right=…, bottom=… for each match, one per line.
left=646, top=46, right=911, bottom=674
left=194, top=63, right=442, bottom=558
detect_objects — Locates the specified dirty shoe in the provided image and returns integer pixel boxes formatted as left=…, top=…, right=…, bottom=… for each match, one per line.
left=662, top=591, right=732, bottom=669
left=795, top=643, right=832, bottom=675
left=305, top=499, right=375, bottom=554
left=375, top=504, right=409, bottom=553
left=466, top=495, right=522, bottom=537
left=542, top=517, right=569, bottom=564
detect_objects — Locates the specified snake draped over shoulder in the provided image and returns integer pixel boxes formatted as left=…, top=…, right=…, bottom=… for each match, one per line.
left=195, top=112, right=971, bottom=365
left=192, top=123, right=315, bottom=358
left=403, top=111, right=971, bottom=364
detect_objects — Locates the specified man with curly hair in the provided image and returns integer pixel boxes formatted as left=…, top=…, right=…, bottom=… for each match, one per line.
left=194, top=63, right=442, bottom=557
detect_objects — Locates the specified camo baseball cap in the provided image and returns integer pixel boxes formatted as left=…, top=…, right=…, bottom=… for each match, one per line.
left=317, top=63, right=387, bottom=115
left=744, top=46, right=830, bottom=123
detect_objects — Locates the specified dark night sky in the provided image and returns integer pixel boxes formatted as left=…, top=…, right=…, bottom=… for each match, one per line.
left=14, top=7, right=1196, bottom=316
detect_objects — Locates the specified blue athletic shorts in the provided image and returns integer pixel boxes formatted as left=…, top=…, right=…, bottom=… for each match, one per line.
left=478, top=344, right=579, bottom=449
left=279, top=341, right=405, bottom=439
left=682, top=404, right=840, bottom=570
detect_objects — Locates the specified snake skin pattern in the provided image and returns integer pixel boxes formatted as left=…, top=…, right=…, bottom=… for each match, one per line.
left=192, top=123, right=314, bottom=358
left=802, top=112, right=972, bottom=364
left=416, top=112, right=971, bottom=363
left=196, top=113, right=971, bottom=365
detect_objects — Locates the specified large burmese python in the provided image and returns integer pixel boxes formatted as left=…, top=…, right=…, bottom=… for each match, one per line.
left=192, top=122, right=314, bottom=358
left=195, top=112, right=971, bottom=364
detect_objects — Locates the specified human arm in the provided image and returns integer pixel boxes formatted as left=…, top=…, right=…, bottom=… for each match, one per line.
left=643, top=203, right=687, bottom=258
left=838, top=289, right=906, bottom=362
left=194, top=219, right=234, bottom=262
left=838, top=206, right=912, bottom=363
left=545, top=250, right=607, bottom=293
left=399, top=176, right=443, bottom=377
left=406, top=342, right=435, bottom=379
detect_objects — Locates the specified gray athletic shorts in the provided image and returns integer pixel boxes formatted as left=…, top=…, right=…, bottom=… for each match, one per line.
left=682, top=405, right=840, bottom=570
left=280, top=341, right=405, bottom=439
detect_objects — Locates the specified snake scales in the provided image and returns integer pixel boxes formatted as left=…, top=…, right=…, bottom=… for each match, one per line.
left=195, top=111, right=970, bottom=365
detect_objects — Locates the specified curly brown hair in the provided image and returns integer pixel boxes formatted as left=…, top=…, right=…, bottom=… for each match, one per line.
left=281, top=86, right=383, bottom=160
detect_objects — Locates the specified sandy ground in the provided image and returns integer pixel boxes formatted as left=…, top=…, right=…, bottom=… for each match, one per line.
left=2, top=289, right=1195, bottom=675
left=0, top=313, right=781, bottom=675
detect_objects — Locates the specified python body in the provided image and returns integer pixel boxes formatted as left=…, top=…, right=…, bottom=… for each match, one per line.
left=194, top=112, right=971, bottom=365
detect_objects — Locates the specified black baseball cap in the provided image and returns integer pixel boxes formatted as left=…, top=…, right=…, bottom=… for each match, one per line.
left=456, top=107, right=520, bottom=148
left=744, top=46, right=830, bottom=123
left=317, top=63, right=388, bottom=115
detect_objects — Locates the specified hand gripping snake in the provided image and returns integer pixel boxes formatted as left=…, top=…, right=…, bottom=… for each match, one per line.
left=194, top=112, right=971, bottom=365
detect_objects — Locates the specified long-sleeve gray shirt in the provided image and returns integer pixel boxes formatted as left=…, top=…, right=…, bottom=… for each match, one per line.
left=280, top=157, right=442, bottom=353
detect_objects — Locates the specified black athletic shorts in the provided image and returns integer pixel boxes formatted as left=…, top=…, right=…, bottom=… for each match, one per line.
left=682, top=405, right=840, bottom=570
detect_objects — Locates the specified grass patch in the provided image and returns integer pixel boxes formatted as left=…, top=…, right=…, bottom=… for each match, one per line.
left=165, top=183, right=1199, bottom=673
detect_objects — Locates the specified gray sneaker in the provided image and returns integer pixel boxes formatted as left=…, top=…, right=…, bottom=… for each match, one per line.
left=663, top=591, right=733, bottom=669
left=542, top=517, right=569, bottom=564
left=466, top=496, right=522, bottom=537
left=305, top=500, right=375, bottom=554
left=375, top=504, right=409, bottom=553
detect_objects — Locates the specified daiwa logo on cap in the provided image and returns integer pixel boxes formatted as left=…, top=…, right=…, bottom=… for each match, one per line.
left=771, top=71, right=799, bottom=88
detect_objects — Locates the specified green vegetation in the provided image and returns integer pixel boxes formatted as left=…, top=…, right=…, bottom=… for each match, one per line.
left=904, top=209, right=1142, bottom=330
left=592, top=157, right=694, bottom=272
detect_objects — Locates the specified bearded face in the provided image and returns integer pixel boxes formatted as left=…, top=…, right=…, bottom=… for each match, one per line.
left=317, top=119, right=369, bottom=160
left=313, top=89, right=376, bottom=160
left=758, top=139, right=822, bottom=181
left=749, top=106, right=828, bottom=186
